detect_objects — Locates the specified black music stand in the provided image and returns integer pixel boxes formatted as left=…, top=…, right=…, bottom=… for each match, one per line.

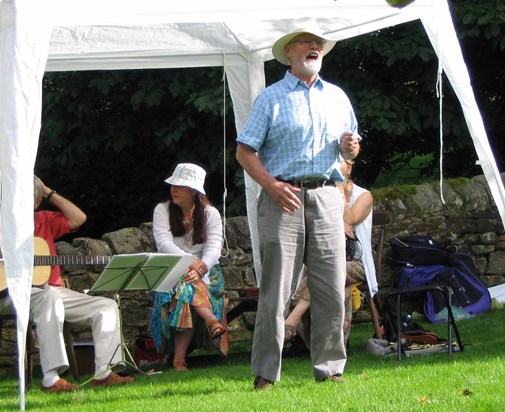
left=86, top=253, right=194, bottom=380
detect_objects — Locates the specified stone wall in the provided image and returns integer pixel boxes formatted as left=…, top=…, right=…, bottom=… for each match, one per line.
left=2, top=173, right=505, bottom=365
left=57, top=173, right=505, bottom=344
left=373, top=174, right=505, bottom=288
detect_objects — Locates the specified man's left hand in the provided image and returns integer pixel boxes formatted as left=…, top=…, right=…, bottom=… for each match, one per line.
left=340, top=132, right=359, bottom=154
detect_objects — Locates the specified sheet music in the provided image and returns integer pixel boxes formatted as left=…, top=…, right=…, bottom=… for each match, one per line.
left=89, top=253, right=194, bottom=294
left=125, top=253, right=194, bottom=292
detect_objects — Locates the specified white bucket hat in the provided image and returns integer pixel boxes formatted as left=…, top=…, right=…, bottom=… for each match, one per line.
left=164, top=163, right=206, bottom=195
left=272, top=18, right=337, bottom=66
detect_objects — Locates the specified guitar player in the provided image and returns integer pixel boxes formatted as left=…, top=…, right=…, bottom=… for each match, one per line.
left=0, top=176, right=134, bottom=392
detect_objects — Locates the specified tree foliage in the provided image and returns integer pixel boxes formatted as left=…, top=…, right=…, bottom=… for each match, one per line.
left=39, top=68, right=238, bottom=237
left=318, top=0, right=505, bottom=186
left=37, top=1, right=504, bottom=237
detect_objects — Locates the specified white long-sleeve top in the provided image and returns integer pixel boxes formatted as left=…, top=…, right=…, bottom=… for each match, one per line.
left=152, top=201, right=223, bottom=284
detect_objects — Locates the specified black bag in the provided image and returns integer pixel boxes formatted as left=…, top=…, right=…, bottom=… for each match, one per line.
left=389, top=235, right=450, bottom=266
left=345, top=236, right=356, bottom=261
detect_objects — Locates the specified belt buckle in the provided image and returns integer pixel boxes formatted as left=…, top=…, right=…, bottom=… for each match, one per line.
left=289, top=179, right=331, bottom=189
left=297, top=180, right=310, bottom=189
left=299, top=180, right=322, bottom=189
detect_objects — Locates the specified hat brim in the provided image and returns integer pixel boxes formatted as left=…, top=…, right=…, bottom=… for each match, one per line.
left=272, top=30, right=336, bottom=66
left=163, top=162, right=207, bottom=195
left=164, top=177, right=206, bottom=195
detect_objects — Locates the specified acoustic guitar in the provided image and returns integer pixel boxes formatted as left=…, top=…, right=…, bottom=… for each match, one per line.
left=0, top=236, right=112, bottom=293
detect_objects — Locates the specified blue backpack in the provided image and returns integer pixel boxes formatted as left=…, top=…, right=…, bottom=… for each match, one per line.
left=393, top=237, right=491, bottom=323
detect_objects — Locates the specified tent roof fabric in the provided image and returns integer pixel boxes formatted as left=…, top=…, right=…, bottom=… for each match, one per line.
left=45, top=1, right=428, bottom=71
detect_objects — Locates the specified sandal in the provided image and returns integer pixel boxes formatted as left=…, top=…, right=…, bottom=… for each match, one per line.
left=207, top=319, right=226, bottom=340
left=284, top=324, right=297, bottom=342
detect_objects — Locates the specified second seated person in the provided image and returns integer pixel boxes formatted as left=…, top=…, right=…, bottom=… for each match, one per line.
left=150, top=163, right=228, bottom=371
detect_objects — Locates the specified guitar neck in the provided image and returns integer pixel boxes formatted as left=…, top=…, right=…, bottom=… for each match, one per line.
left=0, top=237, right=113, bottom=293
left=34, top=255, right=111, bottom=266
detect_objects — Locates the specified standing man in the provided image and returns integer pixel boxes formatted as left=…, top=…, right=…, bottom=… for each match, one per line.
left=236, top=21, right=360, bottom=389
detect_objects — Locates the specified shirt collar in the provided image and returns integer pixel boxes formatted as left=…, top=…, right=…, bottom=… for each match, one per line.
left=285, top=70, right=324, bottom=90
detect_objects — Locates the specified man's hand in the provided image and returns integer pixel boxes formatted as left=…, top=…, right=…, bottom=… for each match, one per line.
left=340, top=132, right=360, bottom=161
left=264, top=180, right=302, bottom=213
left=236, top=143, right=302, bottom=213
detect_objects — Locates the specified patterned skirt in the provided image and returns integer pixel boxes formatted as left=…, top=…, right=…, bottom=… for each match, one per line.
left=150, top=264, right=228, bottom=356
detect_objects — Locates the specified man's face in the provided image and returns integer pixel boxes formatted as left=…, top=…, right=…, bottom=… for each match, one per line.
left=285, top=33, right=325, bottom=77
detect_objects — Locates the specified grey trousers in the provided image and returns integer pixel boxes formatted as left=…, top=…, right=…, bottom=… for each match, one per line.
left=251, top=184, right=346, bottom=381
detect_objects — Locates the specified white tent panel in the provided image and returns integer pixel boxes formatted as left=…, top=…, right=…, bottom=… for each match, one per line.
left=45, top=0, right=433, bottom=72
left=47, top=0, right=421, bottom=26
left=226, top=62, right=266, bottom=280
left=0, top=1, right=53, bottom=409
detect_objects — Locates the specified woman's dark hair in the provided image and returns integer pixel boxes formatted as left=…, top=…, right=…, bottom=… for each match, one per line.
left=169, top=192, right=211, bottom=244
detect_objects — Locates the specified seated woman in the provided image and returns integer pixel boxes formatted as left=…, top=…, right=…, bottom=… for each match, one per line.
left=150, top=163, right=228, bottom=371
left=284, top=161, right=375, bottom=347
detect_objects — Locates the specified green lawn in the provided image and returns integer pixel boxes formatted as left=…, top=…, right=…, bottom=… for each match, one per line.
left=1, top=308, right=504, bottom=411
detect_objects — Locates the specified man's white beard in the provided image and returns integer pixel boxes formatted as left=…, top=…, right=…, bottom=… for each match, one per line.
left=301, top=59, right=322, bottom=76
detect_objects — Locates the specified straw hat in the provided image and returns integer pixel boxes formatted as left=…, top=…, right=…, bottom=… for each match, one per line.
left=272, top=18, right=337, bottom=66
left=164, top=163, right=206, bottom=195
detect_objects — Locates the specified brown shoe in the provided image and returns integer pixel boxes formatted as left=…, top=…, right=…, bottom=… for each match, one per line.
left=41, top=378, right=80, bottom=393
left=91, top=372, right=134, bottom=386
left=317, top=373, right=344, bottom=383
left=253, top=376, right=273, bottom=390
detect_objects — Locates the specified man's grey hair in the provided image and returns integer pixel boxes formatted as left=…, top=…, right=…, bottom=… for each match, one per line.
left=34, top=175, right=44, bottom=199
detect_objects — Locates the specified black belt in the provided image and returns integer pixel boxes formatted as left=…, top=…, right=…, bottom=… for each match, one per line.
left=278, top=179, right=336, bottom=189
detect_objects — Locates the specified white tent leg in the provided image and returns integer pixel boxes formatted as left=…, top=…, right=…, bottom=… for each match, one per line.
left=226, top=61, right=266, bottom=285
left=0, top=2, right=52, bottom=409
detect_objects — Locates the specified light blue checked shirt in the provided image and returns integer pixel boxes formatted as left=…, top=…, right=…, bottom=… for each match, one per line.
left=237, top=71, right=361, bottom=182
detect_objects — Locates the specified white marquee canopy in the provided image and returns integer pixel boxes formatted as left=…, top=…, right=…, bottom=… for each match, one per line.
left=1, top=0, right=504, bottom=408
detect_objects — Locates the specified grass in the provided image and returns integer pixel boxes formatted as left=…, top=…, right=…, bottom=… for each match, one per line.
left=1, top=308, right=505, bottom=411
